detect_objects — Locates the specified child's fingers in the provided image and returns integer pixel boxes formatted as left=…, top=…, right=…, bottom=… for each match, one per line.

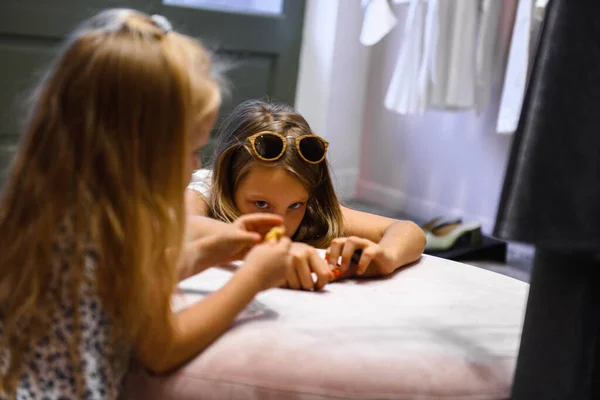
left=308, top=250, right=331, bottom=290
left=356, top=248, right=375, bottom=275
left=275, top=237, right=292, bottom=250
left=231, top=230, right=262, bottom=245
left=327, top=238, right=346, bottom=269
left=296, top=258, right=314, bottom=291
left=288, top=246, right=315, bottom=290
left=237, top=214, right=283, bottom=233
left=249, top=232, right=262, bottom=243
left=238, top=213, right=283, bottom=226
left=285, top=260, right=302, bottom=290
left=340, top=238, right=362, bottom=271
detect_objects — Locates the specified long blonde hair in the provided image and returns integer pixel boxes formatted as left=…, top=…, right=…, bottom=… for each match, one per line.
left=0, top=9, right=220, bottom=397
left=209, top=100, right=343, bottom=248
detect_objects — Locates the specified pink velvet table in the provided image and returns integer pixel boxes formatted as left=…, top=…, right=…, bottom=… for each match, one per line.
left=125, top=254, right=528, bottom=400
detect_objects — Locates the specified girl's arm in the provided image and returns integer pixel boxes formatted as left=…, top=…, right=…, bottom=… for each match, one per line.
left=185, top=189, right=209, bottom=216
left=177, top=215, right=239, bottom=281
left=330, top=206, right=426, bottom=277
left=135, top=239, right=291, bottom=374
left=138, top=266, right=262, bottom=374
left=185, top=214, right=231, bottom=239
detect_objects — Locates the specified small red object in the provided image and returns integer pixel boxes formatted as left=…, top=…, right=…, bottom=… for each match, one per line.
left=333, top=269, right=341, bottom=278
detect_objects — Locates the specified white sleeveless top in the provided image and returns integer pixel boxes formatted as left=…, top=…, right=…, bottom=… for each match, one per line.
left=187, top=169, right=212, bottom=198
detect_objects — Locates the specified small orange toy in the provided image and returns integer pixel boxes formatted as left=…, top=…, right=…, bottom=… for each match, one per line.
left=326, top=253, right=343, bottom=278
left=326, top=249, right=363, bottom=279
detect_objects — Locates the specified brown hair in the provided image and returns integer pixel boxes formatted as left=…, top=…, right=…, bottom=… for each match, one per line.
left=0, top=9, right=220, bottom=397
left=208, top=100, right=343, bottom=248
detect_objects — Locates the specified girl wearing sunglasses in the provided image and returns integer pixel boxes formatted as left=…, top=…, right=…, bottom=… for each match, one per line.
left=186, top=99, right=426, bottom=290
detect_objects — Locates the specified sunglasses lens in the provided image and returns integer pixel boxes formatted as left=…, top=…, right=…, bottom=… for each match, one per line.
left=254, top=134, right=284, bottom=160
left=299, top=137, right=326, bottom=162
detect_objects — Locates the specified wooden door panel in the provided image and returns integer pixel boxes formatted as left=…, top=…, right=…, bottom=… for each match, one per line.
left=0, top=0, right=305, bottom=186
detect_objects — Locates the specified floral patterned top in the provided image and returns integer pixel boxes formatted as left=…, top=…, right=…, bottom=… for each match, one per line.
left=0, top=221, right=131, bottom=399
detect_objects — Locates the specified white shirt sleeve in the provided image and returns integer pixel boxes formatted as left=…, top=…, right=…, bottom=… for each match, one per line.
left=496, top=0, right=534, bottom=134
left=187, top=169, right=212, bottom=198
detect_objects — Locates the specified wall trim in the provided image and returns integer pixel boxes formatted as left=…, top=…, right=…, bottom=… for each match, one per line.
left=356, top=178, right=496, bottom=234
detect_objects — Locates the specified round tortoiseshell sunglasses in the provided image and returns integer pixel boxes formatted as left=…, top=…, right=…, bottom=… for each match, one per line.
left=246, top=131, right=329, bottom=164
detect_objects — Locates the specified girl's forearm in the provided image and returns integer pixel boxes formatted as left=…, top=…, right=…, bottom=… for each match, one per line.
left=186, top=215, right=231, bottom=240
left=177, top=237, right=217, bottom=281
left=379, top=221, right=426, bottom=267
left=178, top=217, right=236, bottom=281
left=177, top=250, right=214, bottom=281
left=142, top=266, right=262, bottom=374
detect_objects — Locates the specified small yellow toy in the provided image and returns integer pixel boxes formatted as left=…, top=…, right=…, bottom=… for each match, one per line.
left=264, top=226, right=285, bottom=242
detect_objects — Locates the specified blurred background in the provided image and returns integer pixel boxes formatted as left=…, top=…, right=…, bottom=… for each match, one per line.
left=0, top=0, right=545, bottom=280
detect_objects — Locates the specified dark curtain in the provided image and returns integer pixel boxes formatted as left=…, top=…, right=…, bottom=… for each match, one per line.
left=494, top=0, right=600, bottom=398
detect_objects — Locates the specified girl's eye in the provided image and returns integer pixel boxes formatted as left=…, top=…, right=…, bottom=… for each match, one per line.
left=289, top=202, right=304, bottom=210
left=255, top=201, right=269, bottom=209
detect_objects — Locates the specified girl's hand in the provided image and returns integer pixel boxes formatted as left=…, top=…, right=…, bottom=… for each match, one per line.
left=233, top=213, right=284, bottom=238
left=283, top=242, right=333, bottom=291
left=178, top=214, right=285, bottom=280
left=242, top=237, right=293, bottom=291
left=211, top=213, right=284, bottom=263
left=179, top=225, right=261, bottom=279
left=326, top=236, right=397, bottom=277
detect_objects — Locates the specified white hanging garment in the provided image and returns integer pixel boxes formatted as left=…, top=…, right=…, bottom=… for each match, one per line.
left=384, top=0, right=425, bottom=114
left=360, top=0, right=398, bottom=46
left=430, top=0, right=479, bottom=109
left=427, top=0, right=450, bottom=108
left=496, top=0, right=534, bottom=134
left=474, top=0, right=504, bottom=114
left=384, top=0, right=503, bottom=115
left=416, top=0, right=439, bottom=114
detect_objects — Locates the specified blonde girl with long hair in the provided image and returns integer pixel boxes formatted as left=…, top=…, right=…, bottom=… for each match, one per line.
left=0, top=10, right=292, bottom=399
left=187, top=100, right=426, bottom=291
